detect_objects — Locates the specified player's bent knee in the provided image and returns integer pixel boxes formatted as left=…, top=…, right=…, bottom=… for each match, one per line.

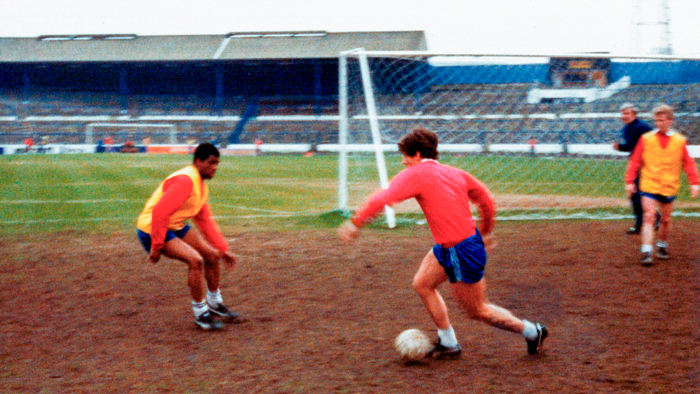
left=464, top=308, right=481, bottom=320
left=412, top=278, right=433, bottom=296
left=411, top=277, right=422, bottom=292
left=203, top=254, right=220, bottom=267
left=461, top=303, right=488, bottom=320
left=195, top=246, right=219, bottom=265
left=186, top=255, right=205, bottom=271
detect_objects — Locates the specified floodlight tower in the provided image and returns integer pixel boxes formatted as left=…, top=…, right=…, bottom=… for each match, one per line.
left=633, top=0, right=673, bottom=55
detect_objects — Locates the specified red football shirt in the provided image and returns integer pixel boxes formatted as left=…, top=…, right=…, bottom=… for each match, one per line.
left=352, top=160, right=495, bottom=248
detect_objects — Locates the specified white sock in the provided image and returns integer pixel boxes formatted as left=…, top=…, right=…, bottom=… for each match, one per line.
left=207, top=289, right=223, bottom=307
left=192, top=300, right=208, bottom=317
left=522, top=320, right=538, bottom=340
left=641, top=244, right=653, bottom=253
left=437, top=326, right=459, bottom=347
left=656, top=241, right=668, bottom=249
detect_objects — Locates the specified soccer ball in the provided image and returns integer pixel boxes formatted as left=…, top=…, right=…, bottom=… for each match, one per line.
left=394, top=328, right=431, bottom=361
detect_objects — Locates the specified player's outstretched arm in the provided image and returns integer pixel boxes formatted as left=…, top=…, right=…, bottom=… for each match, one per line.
left=681, top=144, right=699, bottom=198
left=221, top=251, right=238, bottom=271
left=338, top=220, right=360, bottom=243
left=148, top=248, right=162, bottom=265
left=481, top=233, right=497, bottom=252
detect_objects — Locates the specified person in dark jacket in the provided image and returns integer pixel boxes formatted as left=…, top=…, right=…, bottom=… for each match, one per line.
left=613, top=103, right=653, bottom=234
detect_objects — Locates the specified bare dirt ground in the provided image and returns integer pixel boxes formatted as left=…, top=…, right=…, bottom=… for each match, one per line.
left=2, top=220, right=699, bottom=393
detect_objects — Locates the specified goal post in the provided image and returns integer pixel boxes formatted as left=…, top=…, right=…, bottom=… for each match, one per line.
left=339, top=49, right=397, bottom=227
left=339, top=50, right=398, bottom=228
left=85, top=123, right=177, bottom=145
left=338, top=49, right=700, bottom=222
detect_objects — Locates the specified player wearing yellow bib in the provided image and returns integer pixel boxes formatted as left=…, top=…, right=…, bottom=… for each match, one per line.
left=625, top=104, right=700, bottom=265
left=137, top=143, right=245, bottom=330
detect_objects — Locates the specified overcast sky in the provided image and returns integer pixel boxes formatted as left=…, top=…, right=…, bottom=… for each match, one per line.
left=2, top=0, right=699, bottom=56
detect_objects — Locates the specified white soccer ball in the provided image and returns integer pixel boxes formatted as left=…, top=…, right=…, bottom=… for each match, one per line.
left=394, top=328, right=431, bottom=361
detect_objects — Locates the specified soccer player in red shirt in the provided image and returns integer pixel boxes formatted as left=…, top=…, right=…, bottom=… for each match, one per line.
left=137, top=143, right=245, bottom=330
left=338, top=127, right=548, bottom=358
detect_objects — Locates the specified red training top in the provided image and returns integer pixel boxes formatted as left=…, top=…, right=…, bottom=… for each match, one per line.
left=351, top=160, right=495, bottom=248
left=150, top=175, right=228, bottom=252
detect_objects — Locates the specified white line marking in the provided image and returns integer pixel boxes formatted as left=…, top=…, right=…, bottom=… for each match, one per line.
left=0, top=199, right=137, bottom=204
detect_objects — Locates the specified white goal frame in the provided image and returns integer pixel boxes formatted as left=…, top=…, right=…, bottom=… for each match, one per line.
left=338, top=49, right=397, bottom=228
left=85, top=123, right=177, bottom=144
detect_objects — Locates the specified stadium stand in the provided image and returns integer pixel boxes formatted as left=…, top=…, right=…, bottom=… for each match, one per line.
left=0, top=32, right=698, bottom=146
left=1, top=84, right=699, bottom=145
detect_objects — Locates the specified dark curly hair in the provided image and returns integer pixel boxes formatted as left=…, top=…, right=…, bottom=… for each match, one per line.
left=397, top=127, right=438, bottom=159
left=193, top=142, right=220, bottom=162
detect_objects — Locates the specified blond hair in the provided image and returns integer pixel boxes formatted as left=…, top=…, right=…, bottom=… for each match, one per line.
left=652, top=104, right=675, bottom=120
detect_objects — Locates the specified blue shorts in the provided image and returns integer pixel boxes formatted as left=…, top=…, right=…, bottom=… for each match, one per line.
left=137, top=225, right=191, bottom=252
left=432, top=231, right=487, bottom=284
left=640, top=192, right=676, bottom=204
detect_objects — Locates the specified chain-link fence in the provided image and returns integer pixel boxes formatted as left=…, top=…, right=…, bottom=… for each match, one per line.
left=340, top=50, right=700, bottom=221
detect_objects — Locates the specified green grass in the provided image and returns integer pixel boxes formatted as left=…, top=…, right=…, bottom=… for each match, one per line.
left=350, top=153, right=629, bottom=197
left=0, top=152, right=697, bottom=235
left=417, top=154, right=626, bottom=197
left=0, top=153, right=344, bottom=234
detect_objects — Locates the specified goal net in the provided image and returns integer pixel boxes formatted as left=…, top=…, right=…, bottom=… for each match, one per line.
left=85, top=123, right=177, bottom=145
left=338, top=49, right=700, bottom=224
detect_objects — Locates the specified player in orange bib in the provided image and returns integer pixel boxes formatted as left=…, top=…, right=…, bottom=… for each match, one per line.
left=625, top=104, right=700, bottom=265
left=137, top=143, right=245, bottom=330
left=338, top=127, right=548, bottom=358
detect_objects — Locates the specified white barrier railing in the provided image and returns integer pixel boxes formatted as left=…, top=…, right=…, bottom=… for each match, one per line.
left=2, top=143, right=699, bottom=158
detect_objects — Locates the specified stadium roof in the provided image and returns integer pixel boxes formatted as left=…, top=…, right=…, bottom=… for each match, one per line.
left=0, top=31, right=427, bottom=62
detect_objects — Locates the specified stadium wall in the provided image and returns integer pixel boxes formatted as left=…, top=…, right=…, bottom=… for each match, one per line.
left=430, top=64, right=550, bottom=85
left=3, top=59, right=700, bottom=101
left=430, top=60, right=700, bottom=86
left=608, top=60, right=700, bottom=84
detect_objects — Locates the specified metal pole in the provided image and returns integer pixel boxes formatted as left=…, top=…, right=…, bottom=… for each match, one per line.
left=358, top=51, right=396, bottom=228
left=338, top=54, right=349, bottom=212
